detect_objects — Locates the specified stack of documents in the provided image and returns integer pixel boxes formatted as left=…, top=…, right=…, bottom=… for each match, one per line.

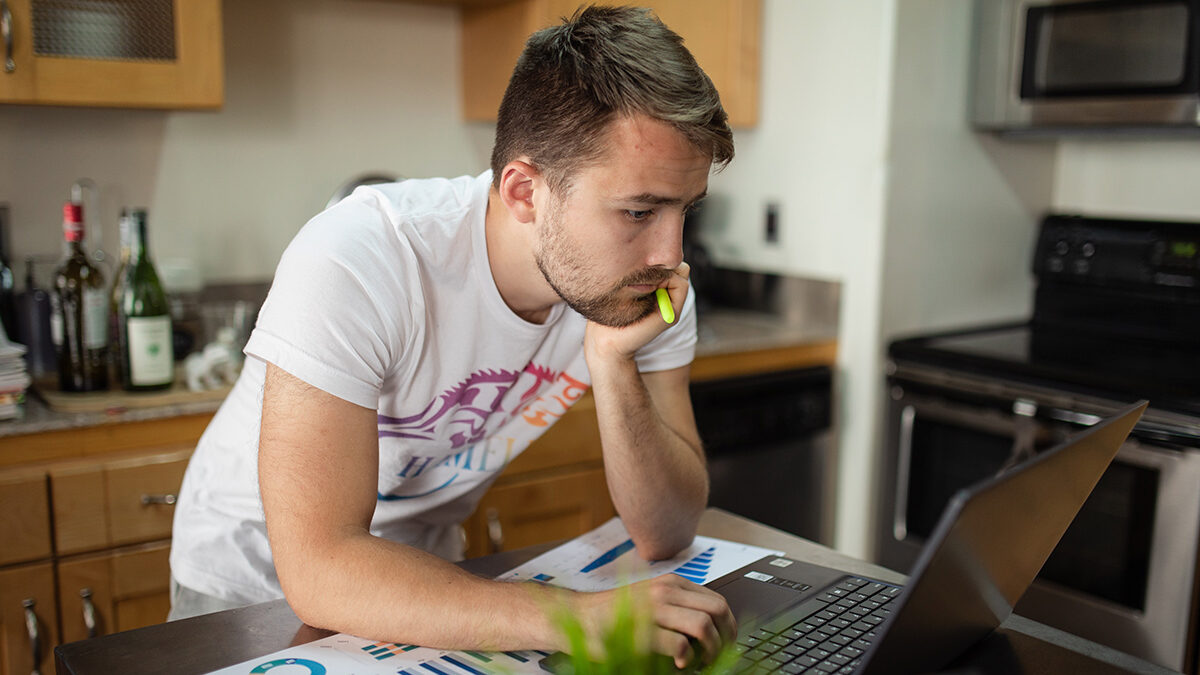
left=0, top=324, right=30, bottom=420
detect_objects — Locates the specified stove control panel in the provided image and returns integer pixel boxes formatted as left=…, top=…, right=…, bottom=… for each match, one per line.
left=1034, top=214, right=1200, bottom=289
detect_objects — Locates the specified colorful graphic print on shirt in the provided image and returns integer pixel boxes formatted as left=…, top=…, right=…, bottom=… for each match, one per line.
left=375, top=363, right=589, bottom=500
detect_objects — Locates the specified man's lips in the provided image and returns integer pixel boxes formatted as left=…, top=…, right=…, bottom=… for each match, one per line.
left=627, top=283, right=659, bottom=294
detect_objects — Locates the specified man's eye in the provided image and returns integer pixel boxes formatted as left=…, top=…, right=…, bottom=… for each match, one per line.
left=626, top=209, right=654, bottom=221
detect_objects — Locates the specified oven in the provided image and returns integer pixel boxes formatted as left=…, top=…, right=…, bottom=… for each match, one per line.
left=876, top=214, right=1200, bottom=672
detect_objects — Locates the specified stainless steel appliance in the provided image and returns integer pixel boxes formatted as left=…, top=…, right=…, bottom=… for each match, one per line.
left=973, top=0, right=1200, bottom=130
left=694, top=365, right=834, bottom=546
left=877, top=214, right=1200, bottom=672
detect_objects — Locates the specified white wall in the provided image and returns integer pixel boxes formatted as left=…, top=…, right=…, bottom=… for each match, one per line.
left=704, top=0, right=898, bottom=557
left=1056, top=141, right=1200, bottom=219
left=0, top=0, right=491, bottom=285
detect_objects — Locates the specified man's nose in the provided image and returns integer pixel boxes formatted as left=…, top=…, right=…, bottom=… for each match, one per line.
left=647, top=213, right=685, bottom=269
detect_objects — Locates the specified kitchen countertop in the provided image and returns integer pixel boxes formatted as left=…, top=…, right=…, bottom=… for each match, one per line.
left=0, top=307, right=837, bottom=440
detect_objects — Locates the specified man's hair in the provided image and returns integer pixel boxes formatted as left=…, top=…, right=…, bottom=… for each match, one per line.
left=490, top=5, right=734, bottom=193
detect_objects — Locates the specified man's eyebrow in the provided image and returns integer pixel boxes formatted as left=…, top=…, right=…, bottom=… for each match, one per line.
left=620, top=191, right=708, bottom=206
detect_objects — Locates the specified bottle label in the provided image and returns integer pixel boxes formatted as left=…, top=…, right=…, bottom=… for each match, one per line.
left=83, top=288, right=108, bottom=349
left=127, top=315, right=174, bottom=386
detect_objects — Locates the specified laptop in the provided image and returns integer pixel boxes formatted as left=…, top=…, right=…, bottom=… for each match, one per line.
left=542, top=400, right=1147, bottom=675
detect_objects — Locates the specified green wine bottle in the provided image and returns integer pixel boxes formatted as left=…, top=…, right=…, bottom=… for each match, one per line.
left=118, top=210, right=174, bottom=391
left=52, top=202, right=109, bottom=392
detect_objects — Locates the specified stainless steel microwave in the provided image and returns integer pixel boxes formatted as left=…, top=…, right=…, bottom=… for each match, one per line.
left=973, top=0, right=1200, bottom=130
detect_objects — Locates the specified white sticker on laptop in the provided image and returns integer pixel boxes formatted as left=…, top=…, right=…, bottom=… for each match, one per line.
left=769, top=558, right=793, bottom=568
left=745, top=571, right=774, bottom=582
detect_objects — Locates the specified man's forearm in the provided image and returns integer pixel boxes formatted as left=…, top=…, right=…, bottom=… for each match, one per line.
left=279, top=530, right=567, bottom=651
left=587, top=356, right=708, bottom=560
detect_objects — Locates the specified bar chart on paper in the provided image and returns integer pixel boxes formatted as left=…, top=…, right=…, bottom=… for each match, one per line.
left=496, top=517, right=782, bottom=591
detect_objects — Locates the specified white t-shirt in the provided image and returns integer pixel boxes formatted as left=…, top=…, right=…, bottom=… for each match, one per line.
left=170, top=171, right=697, bottom=604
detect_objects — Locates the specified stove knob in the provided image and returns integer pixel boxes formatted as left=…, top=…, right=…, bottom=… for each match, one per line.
left=1055, top=240, right=1070, bottom=256
left=1081, top=242, right=1095, bottom=258
left=1048, top=257, right=1065, bottom=273
left=1073, top=259, right=1090, bottom=275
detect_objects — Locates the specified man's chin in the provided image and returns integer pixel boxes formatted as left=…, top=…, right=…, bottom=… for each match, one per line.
left=572, top=297, right=656, bottom=328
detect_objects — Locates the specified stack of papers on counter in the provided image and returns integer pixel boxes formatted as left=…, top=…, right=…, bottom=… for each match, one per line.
left=0, top=325, right=31, bottom=420
left=206, top=518, right=783, bottom=675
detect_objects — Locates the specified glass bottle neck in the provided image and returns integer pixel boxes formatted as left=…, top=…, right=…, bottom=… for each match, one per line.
left=129, top=219, right=150, bottom=265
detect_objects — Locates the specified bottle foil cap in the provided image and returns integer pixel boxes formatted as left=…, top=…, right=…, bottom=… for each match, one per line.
left=62, top=202, right=83, bottom=242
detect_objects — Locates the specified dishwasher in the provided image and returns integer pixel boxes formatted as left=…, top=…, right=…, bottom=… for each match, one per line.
left=690, top=365, right=834, bottom=545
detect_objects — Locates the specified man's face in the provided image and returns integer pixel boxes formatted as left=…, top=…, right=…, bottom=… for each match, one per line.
left=533, top=115, right=711, bottom=327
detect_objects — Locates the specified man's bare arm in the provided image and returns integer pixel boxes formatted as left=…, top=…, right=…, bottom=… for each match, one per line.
left=258, top=364, right=561, bottom=649
left=258, top=364, right=729, bottom=667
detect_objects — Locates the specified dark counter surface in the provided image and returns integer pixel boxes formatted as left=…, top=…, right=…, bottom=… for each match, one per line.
left=54, top=509, right=1174, bottom=675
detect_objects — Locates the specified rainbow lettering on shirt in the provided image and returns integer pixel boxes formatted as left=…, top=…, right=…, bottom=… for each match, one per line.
left=374, top=363, right=585, bottom=501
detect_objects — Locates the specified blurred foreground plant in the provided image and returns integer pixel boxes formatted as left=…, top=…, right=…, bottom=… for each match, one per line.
left=546, top=580, right=745, bottom=675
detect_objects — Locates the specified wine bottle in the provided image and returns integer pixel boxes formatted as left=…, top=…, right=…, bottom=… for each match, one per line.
left=51, top=202, right=108, bottom=392
left=117, top=209, right=174, bottom=391
left=0, top=204, right=18, bottom=341
left=108, top=210, right=133, bottom=381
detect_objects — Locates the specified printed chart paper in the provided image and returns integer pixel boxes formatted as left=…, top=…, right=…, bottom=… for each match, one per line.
left=495, top=517, right=784, bottom=591
left=205, top=518, right=782, bottom=675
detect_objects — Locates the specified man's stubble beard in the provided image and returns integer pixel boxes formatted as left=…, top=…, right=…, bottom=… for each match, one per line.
left=534, top=198, right=667, bottom=328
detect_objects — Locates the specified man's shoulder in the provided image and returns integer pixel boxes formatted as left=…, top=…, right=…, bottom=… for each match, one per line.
left=359, top=171, right=490, bottom=223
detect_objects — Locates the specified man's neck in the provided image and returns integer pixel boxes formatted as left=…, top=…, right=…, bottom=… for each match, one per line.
left=484, top=187, right=559, bottom=324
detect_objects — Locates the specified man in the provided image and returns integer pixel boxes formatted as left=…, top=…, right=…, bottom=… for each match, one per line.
left=170, top=5, right=735, bottom=668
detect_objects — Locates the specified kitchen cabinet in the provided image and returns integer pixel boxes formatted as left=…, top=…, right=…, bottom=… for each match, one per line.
left=0, top=0, right=223, bottom=108
left=0, top=411, right=209, bottom=671
left=0, top=562, right=58, bottom=675
left=460, top=0, right=761, bottom=126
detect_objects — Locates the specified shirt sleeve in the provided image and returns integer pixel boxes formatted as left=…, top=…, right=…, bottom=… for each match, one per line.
left=244, top=202, right=417, bottom=410
left=632, top=281, right=698, bottom=373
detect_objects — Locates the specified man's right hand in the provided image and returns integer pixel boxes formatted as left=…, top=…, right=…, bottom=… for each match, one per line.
left=568, top=574, right=737, bottom=669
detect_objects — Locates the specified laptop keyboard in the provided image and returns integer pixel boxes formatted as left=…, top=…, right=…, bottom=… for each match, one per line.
left=729, top=576, right=903, bottom=674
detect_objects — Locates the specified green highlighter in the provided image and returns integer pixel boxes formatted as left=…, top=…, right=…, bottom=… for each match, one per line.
left=655, top=287, right=675, bottom=324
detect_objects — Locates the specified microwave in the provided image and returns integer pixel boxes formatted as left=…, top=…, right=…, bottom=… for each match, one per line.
left=973, top=0, right=1200, bottom=131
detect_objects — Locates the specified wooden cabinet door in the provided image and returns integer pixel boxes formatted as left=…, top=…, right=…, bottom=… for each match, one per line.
left=0, top=0, right=37, bottom=102
left=0, top=562, right=58, bottom=675
left=0, top=467, right=51, bottom=567
left=50, top=446, right=191, bottom=555
left=57, top=542, right=172, bottom=643
left=464, top=468, right=615, bottom=557
left=461, top=0, right=761, bottom=126
left=0, top=0, right=222, bottom=108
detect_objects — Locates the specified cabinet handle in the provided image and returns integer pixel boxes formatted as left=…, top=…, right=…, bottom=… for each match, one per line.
left=2, top=0, right=14, bottom=73
left=140, top=493, right=177, bottom=506
left=80, top=588, right=98, bottom=638
left=485, top=507, right=504, bottom=554
left=22, top=598, right=41, bottom=675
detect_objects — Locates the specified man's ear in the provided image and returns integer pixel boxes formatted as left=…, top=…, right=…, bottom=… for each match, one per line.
left=498, top=160, right=541, bottom=224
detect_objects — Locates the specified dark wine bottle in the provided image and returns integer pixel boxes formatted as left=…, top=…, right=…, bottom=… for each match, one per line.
left=0, top=204, right=18, bottom=341
left=51, top=202, right=108, bottom=392
left=117, top=210, right=174, bottom=391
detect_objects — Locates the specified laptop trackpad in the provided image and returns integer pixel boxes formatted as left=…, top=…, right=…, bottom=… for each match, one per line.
left=715, top=576, right=810, bottom=625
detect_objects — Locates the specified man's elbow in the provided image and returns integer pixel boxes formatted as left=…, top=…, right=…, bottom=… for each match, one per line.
left=631, top=530, right=695, bottom=562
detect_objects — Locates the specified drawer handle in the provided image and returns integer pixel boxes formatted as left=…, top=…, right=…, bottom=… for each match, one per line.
left=22, top=598, right=41, bottom=675
left=1, top=0, right=13, bottom=74
left=80, top=588, right=97, bottom=638
left=485, top=507, right=504, bottom=554
left=141, top=493, right=177, bottom=506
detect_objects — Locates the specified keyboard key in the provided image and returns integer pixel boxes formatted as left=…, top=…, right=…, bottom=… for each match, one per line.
left=842, top=647, right=864, bottom=658
left=770, top=635, right=792, bottom=648
left=842, top=628, right=863, bottom=640
left=829, top=653, right=853, bottom=666
left=815, top=660, right=840, bottom=672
